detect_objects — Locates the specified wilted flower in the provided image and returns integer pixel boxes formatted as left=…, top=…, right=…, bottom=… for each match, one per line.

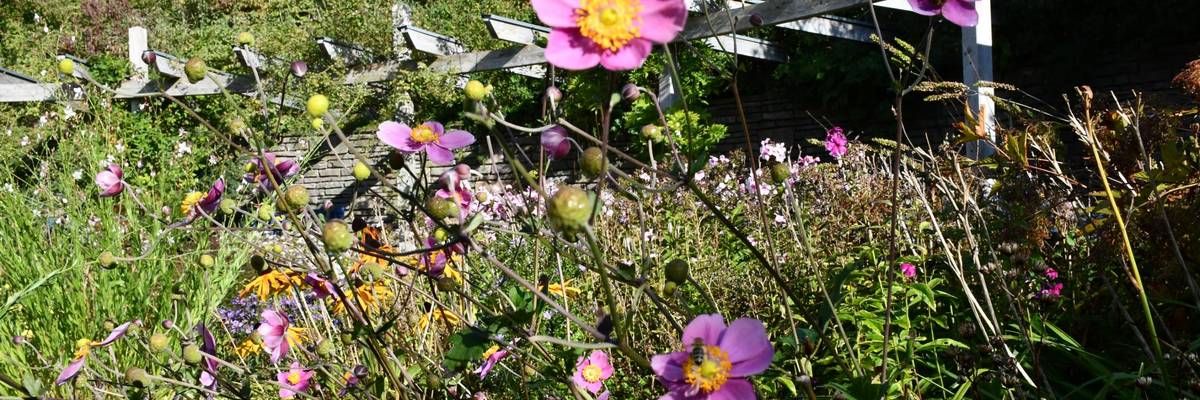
left=239, top=269, right=301, bottom=301
left=377, top=121, right=475, bottom=165
left=824, top=127, right=848, bottom=159
left=95, top=164, right=124, bottom=197
left=906, top=0, right=979, bottom=27
left=572, top=350, right=614, bottom=394
left=243, top=152, right=299, bottom=192
left=277, top=362, right=314, bottom=398
left=475, top=345, right=509, bottom=379
left=651, top=314, right=774, bottom=399
left=56, top=320, right=139, bottom=385
left=532, top=0, right=687, bottom=70
left=181, top=178, right=226, bottom=220
left=540, top=126, right=571, bottom=159
left=304, top=273, right=335, bottom=299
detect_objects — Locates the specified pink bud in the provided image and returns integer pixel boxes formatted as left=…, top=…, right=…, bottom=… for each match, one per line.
left=545, top=86, right=562, bottom=103
left=540, top=126, right=571, bottom=159
left=455, top=164, right=471, bottom=180
left=95, top=164, right=124, bottom=197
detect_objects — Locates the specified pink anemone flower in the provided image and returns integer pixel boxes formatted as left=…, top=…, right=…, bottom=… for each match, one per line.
left=906, top=0, right=979, bottom=27
left=191, top=178, right=226, bottom=219
left=197, top=324, right=219, bottom=394
left=244, top=152, right=300, bottom=192
left=572, top=350, right=614, bottom=394
left=651, top=314, right=774, bottom=399
left=377, top=121, right=475, bottom=165
left=304, top=273, right=335, bottom=299
left=277, top=362, right=315, bottom=398
left=540, top=126, right=571, bottom=159
left=95, top=164, right=124, bottom=197
left=532, top=0, right=688, bottom=71
left=257, top=309, right=291, bottom=364
left=900, top=263, right=917, bottom=279
left=55, top=320, right=140, bottom=385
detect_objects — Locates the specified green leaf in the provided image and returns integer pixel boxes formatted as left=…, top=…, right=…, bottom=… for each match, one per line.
left=775, top=376, right=798, bottom=397
left=22, top=372, right=43, bottom=396
left=443, top=328, right=491, bottom=372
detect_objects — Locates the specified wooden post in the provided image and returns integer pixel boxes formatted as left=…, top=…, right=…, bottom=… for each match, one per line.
left=962, top=0, right=995, bottom=158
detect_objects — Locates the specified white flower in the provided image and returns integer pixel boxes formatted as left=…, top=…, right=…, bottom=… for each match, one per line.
left=114, top=143, right=125, bottom=153
left=541, top=310, right=554, bottom=319
left=176, top=141, right=192, bottom=155
left=3, top=183, right=13, bottom=192
left=20, top=136, right=30, bottom=147
left=759, top=138, right=787, bottom=162
left=72, top=169, right=83, bottom=180
left=209, top=155, right=219, bottom=165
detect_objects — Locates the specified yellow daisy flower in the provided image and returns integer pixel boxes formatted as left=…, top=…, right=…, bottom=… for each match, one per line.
left=538, top=278, right=581, bottom=298
left=285, top=326, right=306, bottom=348
left=234, top=339, right=261, bottom=358
left=416, top=308, right=461, bottom=332
left=239, top=269, right=302, bottom=301
left=334, top=281, right=395, bottom=315
left=481, top=344, right=501, bottom=360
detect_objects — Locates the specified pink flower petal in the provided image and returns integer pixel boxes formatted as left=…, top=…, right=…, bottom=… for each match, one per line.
left=718, top=318, right=774, bottom=377
left=438, top=130, right=476, bottom=149
left=423, top=121, right=446, bottom=136
left=599, top=38, right=653, bottom=71
left=682, top=313, right=725, bottom=346
left=378, top=121, right=422, bottom=152
left=941, top=0, right=978, bottom=27
left=532, top=0, right=582, bottom=28
left=708, top=378, right=756, bottom=400
left=426, top=145, right=456, bottom=165
left=96, top=320, right=137, bottom=346
left=650, top=351, right=687, bottom=383
left=637, top=0, right=688, bottom=43
left=55, top=357, right=87, bottom=386
left=545, top=29, right=602, bottom=70
left=906, top=0, right=941, bottom=15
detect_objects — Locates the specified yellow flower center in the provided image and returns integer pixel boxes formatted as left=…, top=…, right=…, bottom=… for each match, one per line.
left=180, top=191, right=205, bottom=214
left=576, top=0, right=642, bottom=52
left=682, top=345, right=733, bottom=394
left=411, top=125, right=439, bottom=144
left=582, top=364, right=604, bottom=383
left=73, top=338, right=96, bottom=359
left=342, top=372, right=354, bottom=384
left=287, top=371, right=302, bottom=385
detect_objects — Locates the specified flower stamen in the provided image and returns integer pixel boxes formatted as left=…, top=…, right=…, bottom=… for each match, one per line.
left=682, top=345, right=733, bottom=394
left=411, top=125, right=439, bottom=144
left=575, top=0, right=643, bottom=52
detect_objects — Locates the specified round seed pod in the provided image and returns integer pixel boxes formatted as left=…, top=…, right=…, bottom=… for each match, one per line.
left=547, top=186, right=592, bottom=234
left=182, top=344, right=202, bottom=364
left=665, top=259, right=689, bottom=284
left=322, top=220, right=354, bottom=253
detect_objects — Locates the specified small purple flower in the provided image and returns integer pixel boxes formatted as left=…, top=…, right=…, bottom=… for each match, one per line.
left=824, top=127, right=848, bottom=159
left=759, top=139, right=786, bottom=163
left=906, top=0, right=979, bottom=27
left=244, top=152, right=299, bottom=192
left=901, top=263, right=917, bottom=279
left=572, top=350, right=614, bottom=394
left=540, top=126, right=571, bottom=159
left=651, top=314, right=774, bottom=399
left=95, top=164, right=124, bottom=197
left=377, top=121, right=475, bottom=165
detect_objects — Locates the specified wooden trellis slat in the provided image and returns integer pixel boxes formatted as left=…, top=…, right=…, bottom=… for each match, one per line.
left=400, top=25, right=545, bottom=79
left=318, top=37, right=376, bottom=65
left=483, top=13, right=788, bottom=62
left=0, top=64, right=84, bottom=103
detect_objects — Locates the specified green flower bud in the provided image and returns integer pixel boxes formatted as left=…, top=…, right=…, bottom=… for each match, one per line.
left=235, top=32, right=255, bottom=47
left=228, top=117, right=247, bottom=133
left=282, top=185, right=310, bottom=212
left=352, top=162, right=370, bottom=181
left=640, top=124, right=665, bottom=141
left=548, top=186, right=592, bottom=234
left=125, top=367, right=151, bottom=387
left=99, top=251, right=117, bottom=269
left=580, top=147, right=605, bottom=178
left=184, top=58, right=207, bottom=83
left=464, top=80, right=489, bottom=101
left=665, top=259, right=689, bottom=284
left=663, top=281, right=677, bottom=295
left=322, top=220, right=354, bottom=253
left=769, top=162, right=791, bottom=184
left=199, top=254, right=215, bottom=268
left=364, top=262, right=385, bottom=280
left=257, top=203, right=274, bottom=222
left=426, top=196, right=459, bottom=221
left=182, top=344, right=202, bottom=364
left=219, top=198, right=236, bottom=215
left=475, top=191, right=488, bottom=202
left=148, top=333, right=169, bottom=353
left=433, top=227, right=450, bottom=242
left=57, top=59, right=75, bottom=75
left=436, top=277, right=457, bottom=292
left=311, top=118, right=323, bottom=130
left=316, top=340, right=335, bottom=357
left=306, top=94, right=330, bottom=117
